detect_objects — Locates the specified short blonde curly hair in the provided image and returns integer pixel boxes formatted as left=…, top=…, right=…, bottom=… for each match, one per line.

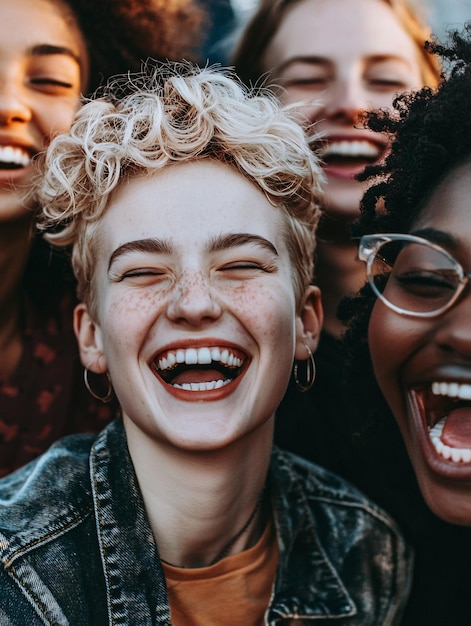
left=35, top=62, right=324, bottom=317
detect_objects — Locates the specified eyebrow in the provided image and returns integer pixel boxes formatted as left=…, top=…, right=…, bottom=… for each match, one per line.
left=107, top=233, right=279, bottom=271
left=275, top=56, right=329, bottom=75
left=108, top=238, right=173, bottom=271
left=275, top=54, right=412, bottom=75
left=206, top=233, right=278, bottom=256
left=30, top=44, right=82, bottom=66
left=410, top=227, right=459, bottom=251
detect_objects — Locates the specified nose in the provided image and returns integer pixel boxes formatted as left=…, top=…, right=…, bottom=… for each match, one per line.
left=166, top=271, right=222, bottom=326
left=0, top=75, right=32, bottom=125
left=434, top=291, right=471, bottom=360
left=322, top=77, right=365, bottom=124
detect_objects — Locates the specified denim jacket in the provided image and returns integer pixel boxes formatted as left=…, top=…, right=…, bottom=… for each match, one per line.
left=0, top=419, right=411, bottom=625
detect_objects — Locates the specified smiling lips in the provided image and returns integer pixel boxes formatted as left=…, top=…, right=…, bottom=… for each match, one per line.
left=414, top=382, right=471, bottom=464
left=0, top=145, right=31, bottom=170
left=317, top=138, right=384, bottom=179
left=153, top=346, right=246, bottom=393
left=319, top=139, right=381, bottom=163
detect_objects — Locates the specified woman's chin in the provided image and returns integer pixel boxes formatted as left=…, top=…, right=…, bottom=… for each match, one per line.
left=321, top=183, right=365, bottom=226
left=418, top=473, right=471, bottom=526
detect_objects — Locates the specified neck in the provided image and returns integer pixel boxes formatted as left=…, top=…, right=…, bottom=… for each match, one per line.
left=0, top=218, right=33, bottom=379
left=125, top=417, right=273, bottom=568
left=315, top=236, right=367, bottom=339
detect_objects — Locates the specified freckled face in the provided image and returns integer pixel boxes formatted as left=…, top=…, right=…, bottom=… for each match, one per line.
left=86, top=160, right=304, bottom=451
left=368, top=163, right=471, bottom=524
left=263, top=0, right=424, bottom=221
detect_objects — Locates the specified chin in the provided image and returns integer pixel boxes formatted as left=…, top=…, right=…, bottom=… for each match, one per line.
left=0, top=194, right=34, bottom=224
left=321, top=188, right=363, bottom=225
left=415, top=466, right=471, bottom=526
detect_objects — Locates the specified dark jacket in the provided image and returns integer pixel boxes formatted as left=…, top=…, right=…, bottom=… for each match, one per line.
left=276, top=330, right=471, bottom=625
left=0, top=419, right=411, bottom=625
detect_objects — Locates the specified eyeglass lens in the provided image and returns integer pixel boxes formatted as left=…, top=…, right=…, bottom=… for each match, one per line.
left=369, top=240, right=462, bottom=314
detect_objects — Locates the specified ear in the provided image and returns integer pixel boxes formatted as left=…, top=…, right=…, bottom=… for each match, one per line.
left=73, top=303, right=108, bottom=374
left=294, top=285, right=323, bottom=360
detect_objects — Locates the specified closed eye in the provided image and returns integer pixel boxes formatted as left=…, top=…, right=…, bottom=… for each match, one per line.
left=220, top=260, right=276, bottom=272
left=282, top=77, right=327, bottom=90
left=394, top=270, right=459, bottom=294
left=112, top=268, right=169, bottom=285
left=369, top=78, right=408, bottom=90
left=31, top=77, right=73, bottom=88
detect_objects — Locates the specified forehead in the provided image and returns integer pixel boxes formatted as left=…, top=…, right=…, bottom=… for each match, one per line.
left=265, top=0, right=420, bottom=68
left=97, top=160, right=287, bottom=254
left=0, top=0, right=87, bottom=61
left=412, top=162, right=471, bottom=233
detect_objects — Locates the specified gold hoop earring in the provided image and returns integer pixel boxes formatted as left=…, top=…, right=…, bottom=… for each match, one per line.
left=293, top=344, right=316, bottom=392
left=83, top=368, right=113, bottom=403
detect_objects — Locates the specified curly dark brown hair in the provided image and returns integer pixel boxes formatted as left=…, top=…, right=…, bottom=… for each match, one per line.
left=338, top=23, right=471, bottom=430
left=63, top=0, right=204, bottom=95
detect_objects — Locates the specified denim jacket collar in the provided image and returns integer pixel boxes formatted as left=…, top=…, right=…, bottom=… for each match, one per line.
left=91, top=421, right=356, bottom=624
left=267, top=450, right=355, bottom=622
left=1, top=419, right=396, bottom=624
left=91, top=421, right=171, bottom=625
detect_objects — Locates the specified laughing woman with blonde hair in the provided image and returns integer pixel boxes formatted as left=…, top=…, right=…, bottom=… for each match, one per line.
left=0, top=63, right=410, bottom=625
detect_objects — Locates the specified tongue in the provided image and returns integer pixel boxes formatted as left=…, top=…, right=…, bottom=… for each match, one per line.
left=441, top=408, right=471, bottom=448
left=172, top=368, right=225, bottom=385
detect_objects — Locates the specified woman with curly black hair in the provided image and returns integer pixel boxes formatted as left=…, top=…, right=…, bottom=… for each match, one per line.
left=0, top=0, right=203, bottom=477
left=339, top=24, right=471, bottom=625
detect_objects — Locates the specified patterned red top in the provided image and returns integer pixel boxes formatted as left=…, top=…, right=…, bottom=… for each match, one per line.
left=0, top=238, right=116, bottom=477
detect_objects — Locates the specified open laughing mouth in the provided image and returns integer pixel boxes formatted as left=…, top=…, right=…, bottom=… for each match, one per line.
left=0, top=146, right=31, bottom=170
left=319, top=139, right=383, bottom=169
left=411, top=383, right=471, bottom=465
left=150, top=345, right=248, bottom=399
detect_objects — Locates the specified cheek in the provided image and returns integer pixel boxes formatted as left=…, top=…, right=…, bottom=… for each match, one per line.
left=368, top=303, right=406, bottom=381
left=229, top=282, right=296, bottom=344
left=39, top=97, right=81, bottom=144
left=102, top=291, right=162, bottom=351
left=368, top=302, right=422, bottom=419
left=282, top=98, right=320, bottom=127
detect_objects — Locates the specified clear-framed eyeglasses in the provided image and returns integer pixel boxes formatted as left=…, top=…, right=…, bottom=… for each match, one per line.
left=358, top=233, right=471, bottom=318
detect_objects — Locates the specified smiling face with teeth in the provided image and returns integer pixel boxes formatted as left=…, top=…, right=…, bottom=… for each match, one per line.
left=368, top=162, right=471, bottom=524
left=0, top=0, right=88, bottom=222
left=262, top=0, right=425, bottom=221
left=154, top=346, right=246, bottom=394
left=74, top=160, right=321, bottom=453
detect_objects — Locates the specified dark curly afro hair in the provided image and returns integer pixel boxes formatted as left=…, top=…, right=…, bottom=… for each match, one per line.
left=338, top=23, right=471, bottom=432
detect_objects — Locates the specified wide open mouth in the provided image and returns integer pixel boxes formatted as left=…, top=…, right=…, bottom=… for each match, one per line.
left=412, top=382, right=471, bottom=464
left=0, top=146, right=31, bottom=171
left=318, top=139, right=383, bottom=168
left=151, top=346, right=248, bottom=393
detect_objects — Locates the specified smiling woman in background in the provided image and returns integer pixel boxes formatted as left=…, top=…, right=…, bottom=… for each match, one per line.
left=0, top=0, right=202, bottom=476
left=233, top=0, right=441, bottom=488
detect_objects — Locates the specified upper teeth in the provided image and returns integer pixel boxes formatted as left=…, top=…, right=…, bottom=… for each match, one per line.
left=320, top=140, right=380, bottom=159
left=0, top=146, right=30, bottom=167
left=432, top=381, right=471, bottom=400
left=157, top=347, right=243, bottom=372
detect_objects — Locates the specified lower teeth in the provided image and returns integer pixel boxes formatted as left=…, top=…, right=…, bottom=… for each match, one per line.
left=173, top=379, right=232, bottom=391
left=429, top=418, right=471, bottom=463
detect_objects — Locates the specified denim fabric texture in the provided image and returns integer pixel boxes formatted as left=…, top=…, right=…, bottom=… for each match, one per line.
left=0, top=419, right=411, bottom=625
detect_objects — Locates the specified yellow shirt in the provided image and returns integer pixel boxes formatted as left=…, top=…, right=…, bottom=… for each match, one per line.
left=163, top=519, right=278, bottom=626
